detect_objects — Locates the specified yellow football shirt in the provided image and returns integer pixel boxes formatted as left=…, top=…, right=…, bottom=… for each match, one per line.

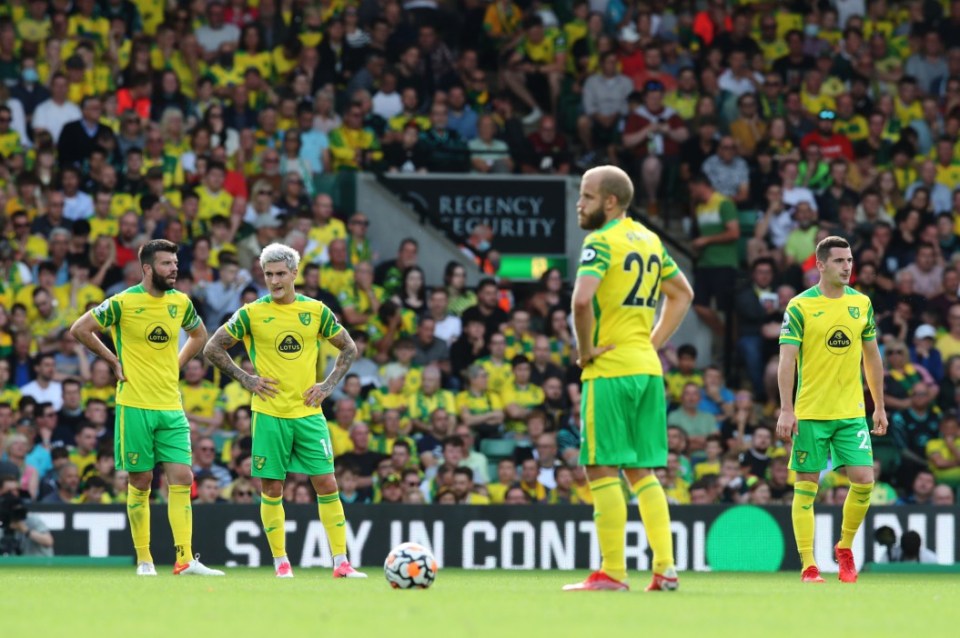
left=53, top=283, right=105, bottom=322
left=179, top=380, right=224, bottom=419
left=308, top=219, right=347, bottom=251
left=198, top=186, right=233, bottom=221
left=503, top=328, right=534, bottom=361
left=92, top=285, right=202, bottom=410
left=779, top=285, right=876, bottom=420
left=577, top=218, right=679, bottom=381
left=456, top=390, right=503, bottom=417
left=476, top=357, right=514, bottom=396
left=225, top=294, right=342, bottom=420
left=501, top=382, right=545, bottom=432
left=222, top=380, right=252, bottom=414
left=408, top=390, right=457, bottom=423
left=320, top=265, right=355, bottom=298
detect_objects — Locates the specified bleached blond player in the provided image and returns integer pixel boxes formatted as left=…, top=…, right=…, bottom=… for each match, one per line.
left=204, top=243, right=366, bottom=579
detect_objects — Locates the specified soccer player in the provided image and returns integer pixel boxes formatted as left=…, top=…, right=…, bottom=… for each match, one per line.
left=203, top=243, right=366, bottom=579
left=564, top=165, right=694, bottom=592
left=71, top=240, right=224, bottom=577
left=777, top=236, right=888, bottom=583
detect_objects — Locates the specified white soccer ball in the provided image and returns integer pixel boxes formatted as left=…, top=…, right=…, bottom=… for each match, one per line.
left=384, top=542, right=438, bottom=589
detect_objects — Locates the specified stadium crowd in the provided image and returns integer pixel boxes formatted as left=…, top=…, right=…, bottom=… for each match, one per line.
left=0, top=0, right=960, bottom=511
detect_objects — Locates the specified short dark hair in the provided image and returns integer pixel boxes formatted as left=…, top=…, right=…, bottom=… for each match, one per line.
left=453, top=466, right=474, bottom=481
left=392, top=440, right=411, bottom=454
left=442, top=435, right=464, bottom=451
left=677, top=344, right=697, bottom=359
left=139, top=239, right=178, bottom=267
left=511, top=355, right=531, bottom=368
left=815, top=236, right=850, bottom=263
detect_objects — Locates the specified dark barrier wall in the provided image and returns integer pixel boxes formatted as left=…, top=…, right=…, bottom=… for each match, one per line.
left=385, top=175, right=567, bottom=254
left=29, top=504, right=959, bottom=571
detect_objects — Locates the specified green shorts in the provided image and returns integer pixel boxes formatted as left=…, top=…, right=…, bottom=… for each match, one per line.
left=580, top=374, right=667, bottom=468
left=251, top=412, right=334, bottom=479
left=790, top=417, right=873, bottom=473
left=115, top=406, right=192, bottom=472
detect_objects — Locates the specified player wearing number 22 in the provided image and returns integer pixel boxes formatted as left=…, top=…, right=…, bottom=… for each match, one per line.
left=778, top=236, right=888, bottom=584
left=565, top=166, right=694, bottom=592
left=203, top=243, right=367, bottom=579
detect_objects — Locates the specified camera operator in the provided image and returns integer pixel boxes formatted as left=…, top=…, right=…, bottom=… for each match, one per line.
left=0, top=475, right=54, bottom=557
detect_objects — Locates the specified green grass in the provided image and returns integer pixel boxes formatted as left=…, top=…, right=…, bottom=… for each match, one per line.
left=3, top=567, right=957, bottom=638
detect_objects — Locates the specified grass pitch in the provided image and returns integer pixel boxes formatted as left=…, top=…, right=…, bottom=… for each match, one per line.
left=3, top=567, right=957, bottom=638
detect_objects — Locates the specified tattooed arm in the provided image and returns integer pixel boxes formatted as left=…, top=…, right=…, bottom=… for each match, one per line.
left=203, top=326, right=279, bottom=400
left=303, top=328, right=358, bottom=408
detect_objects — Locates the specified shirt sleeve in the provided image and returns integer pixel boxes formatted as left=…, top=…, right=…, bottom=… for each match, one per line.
left=576, top=235, right=610, bottom=279
left=225, top=307, right=250, bottom=340
left=719, top=198, right=738, bottom=224
left=779, top=300, right=803, bottom=346
left=661, top=246, right=679, bottom=280
left=91, top=296, right=121, bottom=328
left=862, top=300, right=876, bottom=341
left=181, top=298, right=201, bottom=332
left=318, top=303, right=344, bottom=339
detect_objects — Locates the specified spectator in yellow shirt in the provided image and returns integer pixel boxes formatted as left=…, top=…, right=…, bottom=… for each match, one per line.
left=197, top=161, right=234, bottom=221
left=452, top=467, right=490, bottom=504
left=501, top=356, right=545, bottom=434
left=326, top=103, right=383, bottom=171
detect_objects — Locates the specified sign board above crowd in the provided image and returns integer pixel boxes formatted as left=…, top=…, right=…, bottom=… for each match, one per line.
left=384, top=175, right=568, bottom=255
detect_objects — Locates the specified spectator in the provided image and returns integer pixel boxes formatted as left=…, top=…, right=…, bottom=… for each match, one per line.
left=40, top=462, right=80, bottom=504
left=702, top=135, right=750, bottom=205
left=577, top=51, right=632, bottom=165
left=469, top=115, right=513, bottom=174
left=21, top=354, right=64, bottom=411
left=192, top=437, right=232, bottom=489
left=667, top=383, right=719, bottom=452
left=521, top=115, right=572, bottom=174
left=689, top=173, right=741, bottom=335
left=622, top=80, right=688, bottom=214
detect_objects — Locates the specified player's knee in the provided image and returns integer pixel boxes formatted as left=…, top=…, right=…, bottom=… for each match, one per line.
left=128, top=471, right=153, bottom=491
left=312, top=473, right=338, bottom=495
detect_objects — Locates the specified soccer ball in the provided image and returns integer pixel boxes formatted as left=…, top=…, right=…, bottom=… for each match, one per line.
left=384, top=542, right=438, bottom=589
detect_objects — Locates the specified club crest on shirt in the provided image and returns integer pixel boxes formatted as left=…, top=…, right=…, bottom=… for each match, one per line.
left=127, top=452, right=139, bottom=466
left=253, top=456, right=267, bottom=471
left=299, top=312, right=311, bottom=326
left=168, top=304, right=178, bottom=318
left=848, top=306, right=860, bottom=319
left=795, top=450, right=808, bottom=465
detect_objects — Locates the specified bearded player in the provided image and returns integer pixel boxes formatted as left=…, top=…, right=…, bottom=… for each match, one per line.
left=564, top=165, right=694, bottom=592
left=71, top=239, right=224, bottom=576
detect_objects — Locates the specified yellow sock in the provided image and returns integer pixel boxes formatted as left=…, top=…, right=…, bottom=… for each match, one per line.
left=792, top=481, right=819, bottom=569
left=317, top=492, right=347, bottom=556
left=168, top=484, right=193, bottom=564
left=632, top=475, right=675, bottom=574
left=260, top=494, right=287, bottom=558
left=589, top=477, right=627, bottom=582
left=839, top=482, right=874, bottom=549
left=127, top=485, right=153, bottom=564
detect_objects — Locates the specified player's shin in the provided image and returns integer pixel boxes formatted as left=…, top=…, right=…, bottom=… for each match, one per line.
left=168, top=484, right=193, bottom=564
left=127, top=485, right=153, bottom=565
left=589, top=477, right=628, bottom=582
left=632, top=475, right=675, bottom=574
left=792, top=481, right=819, bottom=569
left=839, top=482, right=874, bottom=549
left=260, top=494, right=287, bottom=559
left=317, top=491, right=348, bottom=566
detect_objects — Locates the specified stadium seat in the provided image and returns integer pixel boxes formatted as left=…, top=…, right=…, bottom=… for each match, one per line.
left=480, top=438, right=517, bottom=461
